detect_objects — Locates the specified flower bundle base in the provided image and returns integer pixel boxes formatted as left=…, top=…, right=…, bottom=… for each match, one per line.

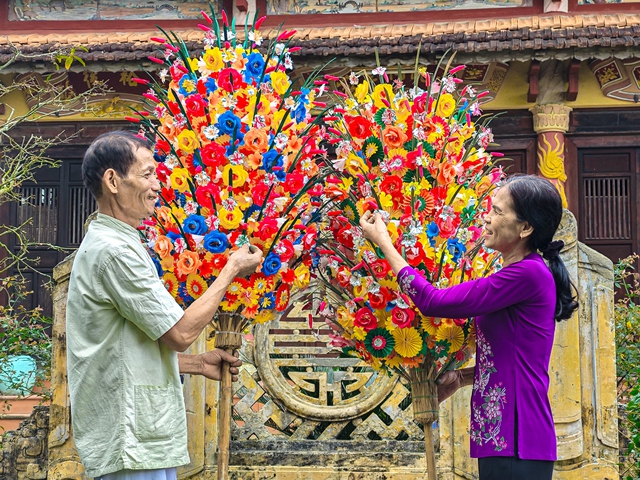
left=213, top=312, right=245, bottom=480
left=409, top=368, right=439, bottom=480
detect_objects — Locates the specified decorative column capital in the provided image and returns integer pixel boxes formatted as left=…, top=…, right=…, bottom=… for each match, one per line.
left=529, top=104, right=573, bottom=134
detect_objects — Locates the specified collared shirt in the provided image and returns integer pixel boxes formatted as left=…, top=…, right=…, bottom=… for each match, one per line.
left=398, top=252, right=557, bottom=461
left=66, top=214, right=189, bottom=478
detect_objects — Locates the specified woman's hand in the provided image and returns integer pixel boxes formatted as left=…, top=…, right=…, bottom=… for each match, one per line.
left=359, top=211, right=392, bottom=248
left=436, top=367, right=474, bottom=403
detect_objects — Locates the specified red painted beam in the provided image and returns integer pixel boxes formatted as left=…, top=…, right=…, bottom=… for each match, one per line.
left=566, top=59, right=580, bottom=102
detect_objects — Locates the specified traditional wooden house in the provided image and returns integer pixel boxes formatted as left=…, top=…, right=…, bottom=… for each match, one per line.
left=0, top=1, right=634, bottom=478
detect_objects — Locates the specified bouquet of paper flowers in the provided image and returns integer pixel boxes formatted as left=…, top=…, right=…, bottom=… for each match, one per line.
left=314, top=57, right=503, bottom=479
left=125, top=10, right=329, bottom=479
left=127, top=11, right=329, bottom=322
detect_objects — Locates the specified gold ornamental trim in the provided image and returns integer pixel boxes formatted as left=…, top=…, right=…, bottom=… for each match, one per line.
left=529, top=104, right=573, bottom=134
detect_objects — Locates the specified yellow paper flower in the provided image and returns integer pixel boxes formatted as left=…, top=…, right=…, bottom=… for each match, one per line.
left=177, top=129, right=199, bottom=154
left=218, top=207, right=243, bottom=230
left=354, top=82, right=369, bottom=103
left=255, top=310, right=277, bottom=324
left=353, top=326, right=367, bottom=341
left=385, top=354, right=403, bottom=368
left=271, top=71, right=291, bottom=96
left=436, top=93, right=456, bottom=118
left=202, top=48, right=224, bottom=71
left=378, top=192, right=393, bottom=210
left=420, top=316, right=440, bottom=336
left=227, top=281, right=244, bottom=297
left=221, top=299, right=241, bottom=311
left=371, top=84, right=394, bottom=109
left=336, top=306, right=354, bottom=330
left=293, top=263, right=311, bottom=289
left=162, top=273, right=179, bottom=297
left=170, top=167, right=191, bottom=193
left=392, top=327, right=422, bottom=358
left=171, top=207, right=186, bottom=225
left=436, top=324, right=465, bottom=352
left=180, top=78, right=197, bottom=95
left=222, top=164, right=248, bottom=188
left=239, top=287, right=260, bottom=307
left=186, top=273, right=207, bottom=299
left=345, top=152, right=368, bottom=176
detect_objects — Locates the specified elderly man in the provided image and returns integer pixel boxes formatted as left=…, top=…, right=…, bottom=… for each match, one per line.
left=66, top=131, right=263, bottom=480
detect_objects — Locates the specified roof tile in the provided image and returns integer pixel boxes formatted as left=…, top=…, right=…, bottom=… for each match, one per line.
left=349, top=25, right=372, bottom=38
left=329, top=26, right=351, bottom=38
left=3, top=13, right=640, bottom=61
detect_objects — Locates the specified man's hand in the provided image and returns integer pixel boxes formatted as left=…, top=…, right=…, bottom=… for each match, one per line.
left=199, top=349, right=243, bottom=381
left=359, top=211, right=393, bottom=249
left=225, top=244, right=263, bottom=278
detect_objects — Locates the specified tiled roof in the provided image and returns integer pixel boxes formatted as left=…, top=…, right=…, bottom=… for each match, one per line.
left=1, top=13, right=640, bottom=64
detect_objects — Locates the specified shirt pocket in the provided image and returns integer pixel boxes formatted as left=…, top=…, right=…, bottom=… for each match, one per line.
left=134, top=384, right=178, bottom=441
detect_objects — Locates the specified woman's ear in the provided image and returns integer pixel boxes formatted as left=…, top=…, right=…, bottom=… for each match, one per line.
left=103, top=169, right=119, bottom=194
left=520, top=222, right=534, bottom=239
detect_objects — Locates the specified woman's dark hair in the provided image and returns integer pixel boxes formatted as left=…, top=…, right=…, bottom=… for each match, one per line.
left=505, top=175, right=578, bottom=322
left=82, top=131, right=151, bottom=199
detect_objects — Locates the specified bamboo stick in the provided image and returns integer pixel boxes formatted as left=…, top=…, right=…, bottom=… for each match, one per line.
left=424, top=421, right=437, bottom=480
left=410, top=368, right=439, bottom=480
left=216, top=346, right=235, bottom=480
left=214, top=313, right=244, bottom=480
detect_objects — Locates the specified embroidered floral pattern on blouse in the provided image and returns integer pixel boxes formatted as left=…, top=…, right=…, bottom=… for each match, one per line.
left=398, top=270, right=417, bottom=296
left=471, top=328, right=508, bottom=452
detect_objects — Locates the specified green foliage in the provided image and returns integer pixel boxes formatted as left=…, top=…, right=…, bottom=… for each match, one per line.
left=0, top=277, right=52, bottom=398
left=626, top=373, right=640, bottom=480
left=54, top=45, right=88, bottom=70
left=614, top=254, right=640, bottom=480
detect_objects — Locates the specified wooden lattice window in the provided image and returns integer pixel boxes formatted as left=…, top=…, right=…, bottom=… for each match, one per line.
left=583, top=177, right=631, bottom=241
left=68, top=186, right=97, bottom=246
left=17, top=186, right=59, bottom=244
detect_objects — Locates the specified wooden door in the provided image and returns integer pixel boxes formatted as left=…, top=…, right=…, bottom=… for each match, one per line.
left=8, top=152, right=96, bottom=318
left=578, top=148, right=639, bottom=265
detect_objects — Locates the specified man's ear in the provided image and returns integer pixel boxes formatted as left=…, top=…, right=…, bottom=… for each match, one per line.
left=103, top=169, right=119, bottom=194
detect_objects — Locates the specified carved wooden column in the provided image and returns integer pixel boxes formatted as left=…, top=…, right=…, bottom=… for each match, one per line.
left=530, top=104, right=572, bottom=209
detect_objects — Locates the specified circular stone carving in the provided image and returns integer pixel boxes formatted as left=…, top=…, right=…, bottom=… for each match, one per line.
left=254, top=290, right=398, bottom=421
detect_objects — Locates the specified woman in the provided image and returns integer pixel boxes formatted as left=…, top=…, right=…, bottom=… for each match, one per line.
left=359, top=175, right=578, bottom=480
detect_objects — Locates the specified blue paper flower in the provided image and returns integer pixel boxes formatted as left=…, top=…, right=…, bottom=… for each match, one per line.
left=152, top=256, right=163, bottom=277
left=259, top=292, right=276, bottom=310
left=426, top=222, right=439, bottom=247
left=204, top=76, right=218, bottom=94
left=216, top=111, right=243, bottom=137
left=447, top=238, right=467, bottom=263
left=183, top=214, right=208, bottom=235
left=262, top=150, right=286, bottom=181
left=262, top=253, right=282, bottom=276
left=203, top=231, right=228, bottom=253
left=245, top=52, right=265, bottom=83
left=166, top=231, right=180, bottom=242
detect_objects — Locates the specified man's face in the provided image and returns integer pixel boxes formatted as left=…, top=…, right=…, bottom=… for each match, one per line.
left=116, top=147, right=160, bottom=226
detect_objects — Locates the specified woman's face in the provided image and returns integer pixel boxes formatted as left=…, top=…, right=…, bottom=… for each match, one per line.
left=483, top=186, right=531, bottom=254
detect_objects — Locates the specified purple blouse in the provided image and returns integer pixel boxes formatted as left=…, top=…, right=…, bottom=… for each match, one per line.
left=398, top=252, right=557, bottom=461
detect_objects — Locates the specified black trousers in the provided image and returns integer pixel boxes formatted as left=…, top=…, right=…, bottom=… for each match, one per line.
left=478, top=456, right=554, bottom=480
